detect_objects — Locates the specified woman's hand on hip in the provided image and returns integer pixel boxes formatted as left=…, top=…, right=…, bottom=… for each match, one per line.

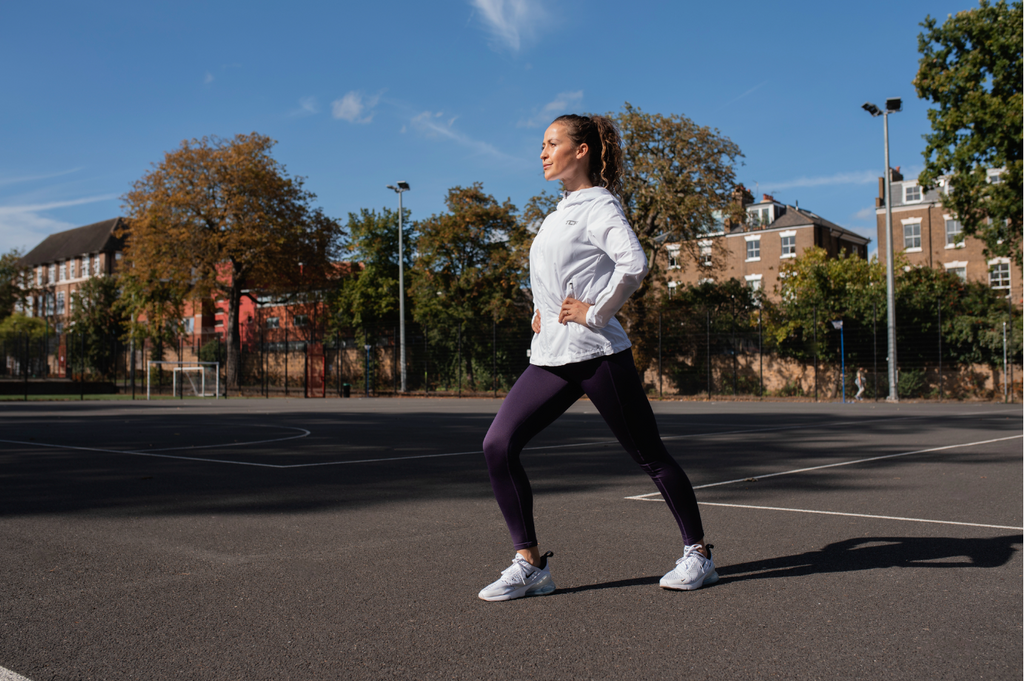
left=559, top=297, right=591, bottom=327
left=532, top=310, right=541, bottom=334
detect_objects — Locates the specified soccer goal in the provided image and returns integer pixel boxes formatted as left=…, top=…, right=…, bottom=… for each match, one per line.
left=147, top=361, right=220, bottom=399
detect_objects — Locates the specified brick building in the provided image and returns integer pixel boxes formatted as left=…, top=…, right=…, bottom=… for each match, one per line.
left=875, top=169, right=1022, bottom=303
left=16, top=218, right=126, bottom=333
left=661, top=189, right=869, bottom=299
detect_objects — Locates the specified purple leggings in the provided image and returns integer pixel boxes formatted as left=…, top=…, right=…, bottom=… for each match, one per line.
left=482, top=349, right=704, bottom=549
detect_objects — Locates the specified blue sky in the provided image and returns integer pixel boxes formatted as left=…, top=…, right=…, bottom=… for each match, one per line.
left=0, top=0, right=976, bottom=258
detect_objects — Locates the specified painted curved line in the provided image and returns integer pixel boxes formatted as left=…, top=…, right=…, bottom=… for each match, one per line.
left=141, top=425, right=311, bottom=452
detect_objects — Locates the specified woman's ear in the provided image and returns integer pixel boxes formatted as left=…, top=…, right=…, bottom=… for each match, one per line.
left=575, top=142, right=589, bottom=160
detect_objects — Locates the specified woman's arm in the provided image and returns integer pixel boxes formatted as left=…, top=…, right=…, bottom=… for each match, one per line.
left=583, top=201, right=648, bottom=328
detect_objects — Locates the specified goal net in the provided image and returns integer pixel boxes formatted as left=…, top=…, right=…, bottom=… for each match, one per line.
left=147, top=361, right=220, bottom=399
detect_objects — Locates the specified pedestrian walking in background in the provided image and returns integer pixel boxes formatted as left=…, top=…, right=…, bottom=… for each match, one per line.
left=855, top=367, right=866, bottom=401
left=477, top=114, right=716, bottom=602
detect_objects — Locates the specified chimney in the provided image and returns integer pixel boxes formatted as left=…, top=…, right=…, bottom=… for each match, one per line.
left=889, top=166, right=903, bottom=182
left=762, top=193, right=775, bottom=203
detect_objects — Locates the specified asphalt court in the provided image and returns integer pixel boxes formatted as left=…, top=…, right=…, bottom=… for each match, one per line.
left=1, top=398, right=1021, bottom=680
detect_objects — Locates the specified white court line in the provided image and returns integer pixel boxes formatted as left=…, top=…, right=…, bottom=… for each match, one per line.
left=625, top=434, right=1024, bottom=500
left=0, top=665, right=33, bottom=681
left=685, top=502, right=1023, bottom=531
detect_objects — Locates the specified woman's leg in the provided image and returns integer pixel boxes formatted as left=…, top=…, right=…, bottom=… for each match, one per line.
left=482, top=364, right=584, bottom=551
left=576, top=350, right=705, bottom=546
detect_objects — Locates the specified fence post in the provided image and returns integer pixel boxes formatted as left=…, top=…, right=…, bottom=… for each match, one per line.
left=284, top=325, right=289, bottom=397
left=658, top=311, right=663, bottom=399
left=937, top=301, right=943, bottom=401
left=23, top=332, right=29, bottom=401
left=458, top=323, right=462, bottom=399
left=304, top=340, right=309, bottom=399
left=81, top=332, right=86, bottom=401
left=813, top=306, right=818, bottom=402
left=872, top=300, right=878, bottom=401
left=493, top=319, right=497, bottom=398
left=706, top=309, right=711, bottom=399
left=758, top=309, right=763, bottom=398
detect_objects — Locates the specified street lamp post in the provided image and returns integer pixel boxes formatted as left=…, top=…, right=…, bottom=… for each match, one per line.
left=862, top=98, right=901, bottom=402
left=386, top=181, right=410, bottom=392
left=832, top=320, right=846, bottom=403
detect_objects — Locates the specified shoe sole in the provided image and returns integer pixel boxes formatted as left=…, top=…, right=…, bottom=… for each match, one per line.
left=478, top=579, right=556, bottom=602
left=660, top=569, right=718, bottom=591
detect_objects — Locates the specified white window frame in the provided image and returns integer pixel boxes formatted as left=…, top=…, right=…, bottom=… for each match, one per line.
left=901, top=218, right=922, bottom=252
left=92, top=255, right=101, bottom=275
left=48, top=264, right=56, bottom=283
left=666, top=244, right=681, bottom=270
left=25, top=295, right=33, bottom=317
left=698, top=240, right=712, bottom=267
left=903, top=183, right=923, bottom=204
left=59, top=261, right=67, bottom=281
left=944, top=261, right=968, bottom=281
left=667, top=280, right=677, bottom=299
left=744, top=273, right=763, bottom=292
left=943, top=215, right=964, bottom=248
left=36, top=268, right=43, bottom=286
left=988, top=258, right=1011, bottom=292
left=744, top=235, right=761, bottom=262
left=986, top=168, right=1003, bottom=184
left=780, top=231, right=797, bottom=258
left=56, top=291, right=65, bottom=315
left=266, top=316, right=280, bottom=329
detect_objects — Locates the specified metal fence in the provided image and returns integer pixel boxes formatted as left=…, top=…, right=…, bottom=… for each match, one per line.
left=1, top=307, right=1020, bottom=402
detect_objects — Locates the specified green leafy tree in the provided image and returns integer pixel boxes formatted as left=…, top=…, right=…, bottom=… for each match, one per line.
left=410, top=184, right=529, bottom=388
left=121, top=133, right=345, bottom=388
left=329, top=207, right=414, bottom=331
left=0, top=249, right=29, bottom=321
left=915, top=0, right=1023, bottom=266
left=67, top=275, right=127, bottom=378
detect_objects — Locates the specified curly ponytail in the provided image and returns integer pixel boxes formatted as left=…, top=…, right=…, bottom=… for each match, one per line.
left=553, top=114, right=623, bottom=197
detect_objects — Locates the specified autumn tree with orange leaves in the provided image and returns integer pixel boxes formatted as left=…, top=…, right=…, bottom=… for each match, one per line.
left=121, top=133, right=344, bottom=388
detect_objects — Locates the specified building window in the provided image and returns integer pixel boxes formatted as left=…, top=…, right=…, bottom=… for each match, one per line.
left=903, top=223, right=921, bottom=250
left=745, top=274, right=763, bottom=292
left=945, top=219, right=963, bottom=247
left=904, top=184, right=922, bottom=203
left=667, top=281, right=677, bottom=299
left=949, top=267, right=966, bottom=280
left=48, top=265, right=56, bottom=283
left=45, top=293, right=54, bottom=316
left=986, top=168, right=1003, bottom=184
left=59, top=262, right=66, bottom=281
left=266, top=317, right=280, bottom=329
left=56, top=292, right=65, bottom=314
left=36, top=268, right=42, bottom=286
left=93, top=255, right=101, bottom=275
left=781, top=234, right=796, bottom=257
left=24, top=295, right=33, bottom=317
left=699, top=240, right=712, bottom=267
left=989, top=261, right=1010, bottom=291
left=745, top=237, right=761, bottom=261
left=182, top=318, right=195, bottom=334
left=667, top=245, right=681, bottom=269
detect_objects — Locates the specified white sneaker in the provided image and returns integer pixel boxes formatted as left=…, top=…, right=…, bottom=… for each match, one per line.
left=478, top=551, right=555, bottom=602
left=660, top=544, right=718, bottom=590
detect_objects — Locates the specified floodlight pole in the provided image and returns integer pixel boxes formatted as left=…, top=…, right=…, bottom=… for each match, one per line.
left=387, top=182, right=410, bottom=392
left=863, top=99, right=900, bottom=402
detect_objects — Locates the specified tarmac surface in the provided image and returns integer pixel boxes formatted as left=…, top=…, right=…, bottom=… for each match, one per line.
left=0, top=397, right=1021, bottom=680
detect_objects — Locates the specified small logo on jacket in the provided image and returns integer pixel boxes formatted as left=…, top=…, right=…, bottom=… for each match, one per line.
left=565, top=220, right=577, bottom=225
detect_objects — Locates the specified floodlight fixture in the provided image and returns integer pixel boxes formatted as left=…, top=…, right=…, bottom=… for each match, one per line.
left=885, top=98, right=902, bottom=113
left=862, top=102, right=882, bottom=117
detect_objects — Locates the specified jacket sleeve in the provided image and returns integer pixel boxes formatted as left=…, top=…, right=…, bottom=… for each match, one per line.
left=584, top=200, right=649, bottom=329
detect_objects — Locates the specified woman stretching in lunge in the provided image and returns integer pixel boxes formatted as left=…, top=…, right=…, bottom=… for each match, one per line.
left=478, top=114, right=716, bottom=602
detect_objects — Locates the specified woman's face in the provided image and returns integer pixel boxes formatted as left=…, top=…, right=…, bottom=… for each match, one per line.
left=541, top=123, right=588, bottom=186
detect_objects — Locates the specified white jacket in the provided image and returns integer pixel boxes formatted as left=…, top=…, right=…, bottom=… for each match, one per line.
left=529, top=186, right=648, bottom=366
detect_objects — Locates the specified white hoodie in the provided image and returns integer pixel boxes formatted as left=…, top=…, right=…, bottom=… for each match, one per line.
left=529, top=186, right=648, bottom=366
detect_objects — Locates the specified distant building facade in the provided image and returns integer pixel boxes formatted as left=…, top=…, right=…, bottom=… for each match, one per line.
left=875, top=168, right=1021, bottom=304
left=17, top=218, right=126, bottom=333
left=661, top=188, right=869, bottom=299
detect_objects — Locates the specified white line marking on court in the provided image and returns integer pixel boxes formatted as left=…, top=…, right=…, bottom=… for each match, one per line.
left=0, top=666, right=33, bottom=681
left=624, top=434, right=1024, bottom=500
left=665, top=502, right=1023, bottom=531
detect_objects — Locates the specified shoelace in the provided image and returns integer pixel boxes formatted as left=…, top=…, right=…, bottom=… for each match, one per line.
left=500, top=557, right=534, bottom=585
left=676, top=544, right=707, bottom=569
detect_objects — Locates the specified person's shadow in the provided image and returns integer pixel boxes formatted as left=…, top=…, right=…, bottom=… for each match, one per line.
left=556, top=535, right=1021, bottom=594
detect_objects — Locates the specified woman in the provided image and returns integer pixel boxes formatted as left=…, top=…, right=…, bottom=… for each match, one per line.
left=477, top=114, right=715, bottom=602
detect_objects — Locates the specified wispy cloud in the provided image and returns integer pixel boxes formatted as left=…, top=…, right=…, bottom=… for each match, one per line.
left=0, top=194, right=119, bottom=253
left=469, top=0, right=547, bottom=52
left=0, top=168, right=83, bottom=187
left=332, top=91, right=382, bottom=124
left=204, top=72, right=214, bottom=85
left=517, top=90, right=583, bottom=128
left=290, top=96, right=320, bottom=117
left=851, top=207, right=877, bottom=221
left=760, top=170, right=879, bottom=192
left=410, top=111, right=518, bottom=162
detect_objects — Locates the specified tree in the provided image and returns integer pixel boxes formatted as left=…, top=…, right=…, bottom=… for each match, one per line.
left=67, top=275, right=128, bottom=378
left=329, top=207, right=414, bottom=331
left=915, top=0, right=1023, bottom=266
left=410, top=184, right=529, bottom=387
left=612, top=103, right=745, bottom=371
left=0, top=249, right=29, bottom=322
left=121, top=133, right=345, bottom=388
